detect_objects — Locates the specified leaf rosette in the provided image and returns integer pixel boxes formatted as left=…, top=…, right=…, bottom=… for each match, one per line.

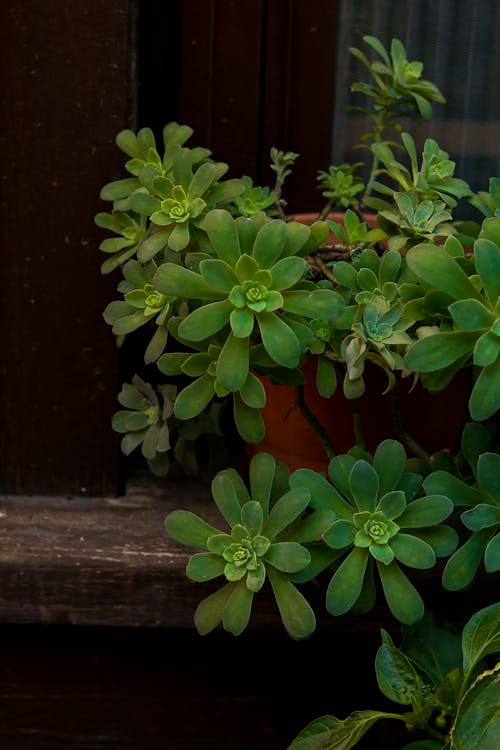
left=165, top=452, right=333, bottom=638
left=153, top=209, right=345, bottom=388
left=290, top=439, right=456, bottom=624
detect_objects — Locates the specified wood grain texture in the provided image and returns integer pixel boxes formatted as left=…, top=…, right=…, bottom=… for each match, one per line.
left=0, top=474, right=497, bottom=631
left=0, top=1, right=133, bottom=495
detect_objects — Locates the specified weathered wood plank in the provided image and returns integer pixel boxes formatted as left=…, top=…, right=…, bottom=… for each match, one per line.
left=0, top=475, right=496, bottom=631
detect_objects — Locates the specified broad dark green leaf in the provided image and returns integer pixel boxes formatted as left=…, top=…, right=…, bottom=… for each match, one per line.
left=451, top=664, right=500, bottom=750
left=462, top=602, right=500, bottom=675
left=375, top=629, right=433, bottom=706
left=287, top=710, right=396, bottom=750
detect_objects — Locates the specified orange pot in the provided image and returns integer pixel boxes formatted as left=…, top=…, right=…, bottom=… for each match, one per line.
left=247, top=359, right=471, bottom=473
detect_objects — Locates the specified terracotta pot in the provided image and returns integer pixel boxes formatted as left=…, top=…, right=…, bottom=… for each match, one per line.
left=246, top=211, right=470, bottom=472
left=247, top=359, right=471, bottom=472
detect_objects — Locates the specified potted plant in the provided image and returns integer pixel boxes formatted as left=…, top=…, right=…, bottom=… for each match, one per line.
left=96, top=34, right=499, bottom=749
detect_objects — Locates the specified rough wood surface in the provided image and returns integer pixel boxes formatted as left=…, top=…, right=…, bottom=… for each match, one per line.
left=0, top=474, right=497, bottom=631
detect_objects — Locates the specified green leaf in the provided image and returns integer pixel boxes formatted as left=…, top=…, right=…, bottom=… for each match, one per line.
left=406, top=244, right=482, bottom=301
left=264, top=487, right=311, bottom=539
left=241, top=500, right=263, bottom=537
left=377, top=561, right=424, bottom=625
left=378, top=491, right=406, bottom=520
left=154, top=263, right=217, bottom=298
left=323, top=519, right=355, bottom=549
left=239, top=371, right=266, bottom=408
left=283, top=289, right=345, bottom=320
left=398, top=495, right=453, bottom=528
left=216, top=333, right=249, bottom=391
left=265, top=541, right=311, bottom=573
left=451, top=664, right=500, bottom=750
left=474, top=237, right=500, bottom=307
left=204, top=209, right=241, bottom=266
left=316, top=357, right=337, bottom=398
left=271, top=256, right=307, bottom=290
left=442, top=529, right=493, bottom=591
left=400, top=611, right=463, bottom=687
left=462, top=602, right=500, bottom=675
left=253, top=219, right=287, bottom=268
left=326, top=547, right=369, bottom=615
left=174, top=375, right=215, bottom=419
left=449, top=299, right=494, bottom=331
left=267, top=566, right=316, bottom=639
left=194, top=582, right=236, bottom=635
left=165, top=509, right=221, bottom=548
left=469, top=355, right=500, bottom=421
left=211, top=473, right=243, bottom=526
left=200, top=258, right=238, bottom=292
left=257, top=310, right=300, bottom=367
left=232, top=392, right=265, bottom=443
left=222, top=580, right=254, bottom=635
left=375, top=629, right=433, bottom=706
left=461, top=504, right=500, bottom=532
left=290, top=469, right=354, bottom=519
left=390, top=534, right=436, bottom=569
left=349, top=460, right=379, bottom=512
left=485, top=533, right=500, bottom=572
left=179, top=300, right=233, bottom=340
left=405, top=332, right=477, bottom=372
left=373, top=440, right=407, bottom=496
left=249, top=452, right=276, bottom=517
left=288, top=710, right=397, bottom=750
left=187, top=552, right=226, bottom=581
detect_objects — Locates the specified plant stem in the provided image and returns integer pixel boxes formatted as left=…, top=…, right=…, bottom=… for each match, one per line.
left=310, top=253, right=337, bottom=284
left=352, top=398, right=366, bottom=450
left=296, top=385, right=337, bottom=459
left=391, top=382, right=432, bottom=465
left=318, top=199, right=334, bottom=221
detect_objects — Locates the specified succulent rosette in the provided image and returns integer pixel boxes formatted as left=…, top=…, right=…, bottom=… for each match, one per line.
left=289, top=439, right=456, bottom=625
left=153, top=208, right=345, bottom=391
left=165, top=452, right=334, bottom=638
left=111, top=375, right=176, bottom=476
left=425, top=437, right=500, bottom=589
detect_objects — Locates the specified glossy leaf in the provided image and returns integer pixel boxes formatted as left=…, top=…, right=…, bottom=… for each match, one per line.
left=451, top=664, right=500, bottom=750
left=375, top=629, right=432, bottom=706
left=462, top=601, right=500, bottom=674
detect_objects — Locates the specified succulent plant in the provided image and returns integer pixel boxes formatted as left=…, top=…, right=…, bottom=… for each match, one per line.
left=377, top=190, right=455, bottom=251
left=289, top=439, right=456, bottom=625
left=316, top=162, right=366, bottom=212
left=153, top=209, right=345, bottom=384
left=111, top=375, right=175, bottom=476
left=165, top=452, right=334, bottom=638
left=369, top=133, right=472, bottom=211
left=405, top=216, right=500, bottom=421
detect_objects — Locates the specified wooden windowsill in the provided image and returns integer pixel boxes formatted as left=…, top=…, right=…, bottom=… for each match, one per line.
left=0, top=473, right=497, bottom=631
